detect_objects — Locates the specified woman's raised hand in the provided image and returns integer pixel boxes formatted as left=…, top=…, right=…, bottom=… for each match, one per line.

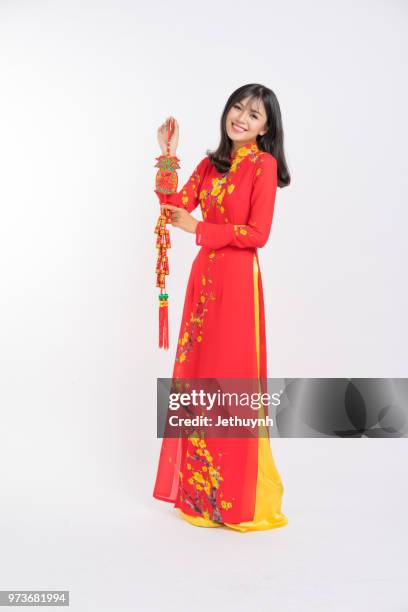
left=157, top=116, right=179, bottom=156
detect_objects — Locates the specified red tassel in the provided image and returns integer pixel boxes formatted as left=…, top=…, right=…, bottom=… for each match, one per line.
left=158, top=293, right=169, bottom=349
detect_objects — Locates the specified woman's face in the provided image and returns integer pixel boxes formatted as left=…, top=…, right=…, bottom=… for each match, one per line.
left=226, top=96, right=268, bottom=148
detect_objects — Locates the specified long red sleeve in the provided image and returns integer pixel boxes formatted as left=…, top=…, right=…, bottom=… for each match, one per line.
left=195, top=153, right=278, bottom=249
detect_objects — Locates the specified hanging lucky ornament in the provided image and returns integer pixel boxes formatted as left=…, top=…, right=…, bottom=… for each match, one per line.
left=154, top=117, right=180, bottom=349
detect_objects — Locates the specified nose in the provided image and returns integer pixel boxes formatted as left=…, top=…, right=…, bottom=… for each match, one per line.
left=236, top=109, right=249, bottom=124
left=235, top=113, right=247, bottom=125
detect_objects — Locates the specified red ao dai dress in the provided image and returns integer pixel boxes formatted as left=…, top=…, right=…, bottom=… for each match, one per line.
left=153, top=139, right=288, bottom=532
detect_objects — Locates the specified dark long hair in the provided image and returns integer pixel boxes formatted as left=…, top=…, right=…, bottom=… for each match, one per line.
left=206, top=83, right=291, bottom=188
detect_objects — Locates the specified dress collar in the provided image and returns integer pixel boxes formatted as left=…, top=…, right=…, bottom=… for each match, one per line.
left=229, top=139, right=259, bottom=160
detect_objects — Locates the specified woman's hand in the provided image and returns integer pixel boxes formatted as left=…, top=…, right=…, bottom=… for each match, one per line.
left=161, top=204, right=198, bottom=234
left=157, top=116, right=179, bottom=156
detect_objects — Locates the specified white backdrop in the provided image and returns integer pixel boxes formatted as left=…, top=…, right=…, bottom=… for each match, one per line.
left=0, top=1, right=407, bottom=610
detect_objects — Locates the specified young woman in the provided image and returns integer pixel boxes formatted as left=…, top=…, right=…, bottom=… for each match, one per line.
left=153, top=83, right=291, bottom=531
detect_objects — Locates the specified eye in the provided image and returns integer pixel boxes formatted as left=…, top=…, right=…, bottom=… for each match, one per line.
left=233, top=104, right=258, bottom=119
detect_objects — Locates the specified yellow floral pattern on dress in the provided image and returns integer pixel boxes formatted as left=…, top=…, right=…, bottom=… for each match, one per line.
left=175, top=249, right=222, bottom=366
left=180, top=167, right=201, bottom=210
left=178, top=430, right=234, bottom=522
left=200, top=143, right=260, bottom=222
left=233, top=224, right=248, bottom=236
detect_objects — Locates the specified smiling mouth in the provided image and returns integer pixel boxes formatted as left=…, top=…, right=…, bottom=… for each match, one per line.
left=232, top=122, right=247, bottom=132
